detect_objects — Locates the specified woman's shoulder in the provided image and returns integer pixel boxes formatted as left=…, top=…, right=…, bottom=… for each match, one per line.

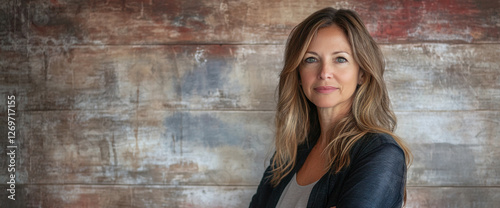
left=362, top=132, right=399, bottom=145
left=352, top=132, right=403, bottom=157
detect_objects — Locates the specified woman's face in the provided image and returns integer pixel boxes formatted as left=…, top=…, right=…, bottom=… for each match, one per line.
left=299, top=25, right=362, bottom=112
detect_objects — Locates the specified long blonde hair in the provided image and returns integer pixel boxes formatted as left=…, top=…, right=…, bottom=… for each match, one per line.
left=271, top=7, right=412, bottom=201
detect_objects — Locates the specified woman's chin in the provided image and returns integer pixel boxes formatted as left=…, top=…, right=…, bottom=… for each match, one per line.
left=313, top=103, right=337, bottom=109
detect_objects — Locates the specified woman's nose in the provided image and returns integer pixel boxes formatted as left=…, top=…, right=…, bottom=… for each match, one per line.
left=319, top=63, right=333, bottom=80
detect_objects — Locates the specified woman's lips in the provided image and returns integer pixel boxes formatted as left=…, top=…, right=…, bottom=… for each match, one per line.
left=314, top=86, right=338, bottom=93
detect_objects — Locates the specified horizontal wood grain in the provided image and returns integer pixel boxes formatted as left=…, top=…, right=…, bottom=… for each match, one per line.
left=0, top=110, right=497, bottom=186
left=23, top=45, right=282, bottom=111
left=406, top=187, right=500, bottom=208
left=396, top=111, right=500, bottom=186
left=20, top=0, right=500, bottom=45
left=0, top=110, right=275, bottom=186
left=383, top=44, right=500, bottom=111
left=0, top=184, right=498, bottom=208
left=3, top=44, right=497, bottom=111
left=0, top=184, right=256, bottom=208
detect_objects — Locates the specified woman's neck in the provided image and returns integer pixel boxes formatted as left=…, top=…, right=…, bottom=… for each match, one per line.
left=316, top=106, right=349, bottom=147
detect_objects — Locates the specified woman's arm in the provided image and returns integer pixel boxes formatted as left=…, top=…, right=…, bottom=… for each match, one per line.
left=336, top=141, right=407, bottom=208
left=249, top=154, right=276, bottom=208
left=249, top=165, right=272, bottom=208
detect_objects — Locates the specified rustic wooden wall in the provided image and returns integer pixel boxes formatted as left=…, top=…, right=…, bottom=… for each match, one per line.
left=1, top=0, right=499, bottom=207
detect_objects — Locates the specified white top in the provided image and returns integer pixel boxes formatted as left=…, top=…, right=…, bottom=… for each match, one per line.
left=276, top=173, right=319, bottom=208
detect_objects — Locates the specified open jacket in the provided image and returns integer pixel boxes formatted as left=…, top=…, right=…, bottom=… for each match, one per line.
left=249, top=133, right=407, bottom=208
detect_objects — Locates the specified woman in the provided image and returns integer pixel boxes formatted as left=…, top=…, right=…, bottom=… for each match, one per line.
left=249, top=7, right=412, bottom=208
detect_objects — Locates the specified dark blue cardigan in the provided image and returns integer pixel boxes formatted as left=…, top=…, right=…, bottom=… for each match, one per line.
left=249, top=133, right=407, bottom=208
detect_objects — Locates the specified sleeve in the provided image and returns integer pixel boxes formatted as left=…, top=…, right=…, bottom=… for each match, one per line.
left=336, top=141, right=407, bottom=208
left=249, top=155, right=275, bottom=208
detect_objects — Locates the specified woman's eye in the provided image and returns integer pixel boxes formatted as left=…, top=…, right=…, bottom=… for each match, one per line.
left=336, top=57, right=348, bottom=63
left=304, top=57, right=317, bottom=63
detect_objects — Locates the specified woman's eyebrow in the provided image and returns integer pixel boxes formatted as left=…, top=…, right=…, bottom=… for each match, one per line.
left=332, top=51, right=350, bottom=55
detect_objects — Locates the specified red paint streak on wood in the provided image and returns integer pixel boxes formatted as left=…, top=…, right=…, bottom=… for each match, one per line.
left=355, top=0, right=496, bottom=42
left=26, top=0, right=500, bottom=44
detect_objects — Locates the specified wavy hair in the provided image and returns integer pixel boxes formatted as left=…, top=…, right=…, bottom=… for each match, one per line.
left=270, top=7, right=412, bottom=203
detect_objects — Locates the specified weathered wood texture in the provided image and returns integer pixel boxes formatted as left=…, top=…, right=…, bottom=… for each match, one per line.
left=1, top=110, right=274, bottom=185
left=1, top=0, right=499, bottom=207
left=0, top=110, right=498, bottom=186
left=397, top=111, right=500, bottom=186
left=2, top=44, right=499, bottom=111
left=23, top=45, right=282, bottom=111
left=0, top=185, right=257, bottom=208
left=1, top=185, right=500, bottom=208
left=1, top=109, right=498, bottom=186
left=5, top=0, right=499, bottom=45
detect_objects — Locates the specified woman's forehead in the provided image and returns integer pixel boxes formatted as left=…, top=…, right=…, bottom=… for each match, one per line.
left=306, top=25, right=352, bottom=54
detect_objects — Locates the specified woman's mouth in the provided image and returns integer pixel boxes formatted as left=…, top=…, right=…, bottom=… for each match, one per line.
left=314, top=86, right=338, bottom=93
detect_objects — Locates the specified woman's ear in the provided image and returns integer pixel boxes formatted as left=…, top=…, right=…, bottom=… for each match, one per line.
left=358, top=69, right=364, bottom=85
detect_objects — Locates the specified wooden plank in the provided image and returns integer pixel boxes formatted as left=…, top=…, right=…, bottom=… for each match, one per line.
left=25, top=0, right=500, bottom=45
left=1, top=110, right=274, bottom=186
left=357, top=0, right=500, bottom=44
left=0, top=184, right=256, bottom=208
left=20, top=44, right=500, bottom=111
left=406, top=187, right=500, bottom=208
left=383, top=44, right=500, bottom=111
left=25, top=45, right=282, bottom=111
left=0, top=185, right=499, bottom=208
left=25, top=46, right=183, bottom=111
left=1, top=110, right=498, bottom=187
left=396, top=111, right=500, bottom=186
